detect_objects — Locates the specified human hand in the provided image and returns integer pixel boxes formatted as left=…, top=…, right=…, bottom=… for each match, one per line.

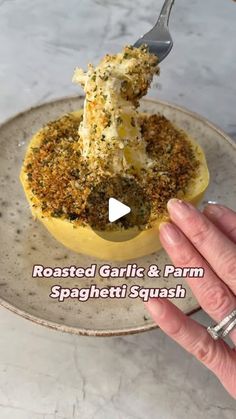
left=145, top=199, right=236, bottom=398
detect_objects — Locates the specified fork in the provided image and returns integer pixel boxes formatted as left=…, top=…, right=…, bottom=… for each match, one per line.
left=133, top=0, right=175, bottom=63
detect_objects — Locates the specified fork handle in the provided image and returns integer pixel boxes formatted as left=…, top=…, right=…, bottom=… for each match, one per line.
left=156, top=0, right=175, bottom=27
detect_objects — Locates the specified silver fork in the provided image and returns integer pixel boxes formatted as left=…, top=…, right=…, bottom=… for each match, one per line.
left=134, top=0, right=175, bottom=63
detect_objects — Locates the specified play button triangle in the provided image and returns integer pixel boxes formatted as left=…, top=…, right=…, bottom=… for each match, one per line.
left=108, top=197, right=131, bottom=223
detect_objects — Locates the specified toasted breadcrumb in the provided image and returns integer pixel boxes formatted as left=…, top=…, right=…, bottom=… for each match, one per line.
left=24, top=113, right=200, bottom=230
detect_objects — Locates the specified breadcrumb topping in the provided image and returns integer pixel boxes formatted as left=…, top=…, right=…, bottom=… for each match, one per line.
left=23, top=45, right=200, bottom=231
left=24, top=113, right=200, bottom=230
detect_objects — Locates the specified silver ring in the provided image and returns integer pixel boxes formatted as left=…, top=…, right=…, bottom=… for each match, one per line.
left=207, top=309, right=236, bottom=340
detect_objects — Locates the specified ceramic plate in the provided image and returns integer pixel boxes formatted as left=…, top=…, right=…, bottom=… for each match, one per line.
left=0, top=97, right=236, bottom=336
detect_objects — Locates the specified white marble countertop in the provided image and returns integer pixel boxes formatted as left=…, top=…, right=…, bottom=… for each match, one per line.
left=0, top=0, right=236, bottom=418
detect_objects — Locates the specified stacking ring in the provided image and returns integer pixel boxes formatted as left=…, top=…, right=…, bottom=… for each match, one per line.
left=207, top=309, right=236, bottom=340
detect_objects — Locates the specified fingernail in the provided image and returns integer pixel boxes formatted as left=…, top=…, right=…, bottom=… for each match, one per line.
left=204, top=204, right=224, bottom=218
left=145, top=298, right=165, bottom=317
left=159, top=222, right=182, bottom=245
left=167, top=198, right=193, bottom=220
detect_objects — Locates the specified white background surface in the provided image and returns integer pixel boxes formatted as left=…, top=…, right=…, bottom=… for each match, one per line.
left=0, top=0, right=236, bottom=418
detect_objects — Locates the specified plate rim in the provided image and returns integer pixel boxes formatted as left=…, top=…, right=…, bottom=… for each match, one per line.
left=0, top=96, right=235, bottom=336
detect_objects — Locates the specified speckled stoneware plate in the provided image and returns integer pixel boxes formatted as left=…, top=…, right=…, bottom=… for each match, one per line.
left=1, top=97, right=236, bottom=336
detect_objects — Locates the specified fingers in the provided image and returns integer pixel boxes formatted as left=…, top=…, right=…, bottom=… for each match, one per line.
left=204, top=204, right=236, bottom=244
left=167, top=199, right=236, bottom=295
left=159, top=221, right=236, bottom=344
left=145, top=298, right=236, bottom=399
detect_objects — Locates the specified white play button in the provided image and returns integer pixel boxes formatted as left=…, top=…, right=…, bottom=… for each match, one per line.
left=108, top=197, right=131, bottom=223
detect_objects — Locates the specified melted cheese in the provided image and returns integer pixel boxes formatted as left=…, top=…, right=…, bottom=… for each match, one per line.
left=73, top=45, right=159, bottom=174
